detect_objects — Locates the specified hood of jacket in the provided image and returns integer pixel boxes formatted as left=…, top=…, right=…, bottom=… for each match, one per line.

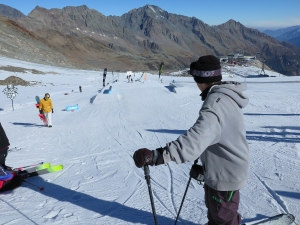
left=209, top=81, right=249, bottom=108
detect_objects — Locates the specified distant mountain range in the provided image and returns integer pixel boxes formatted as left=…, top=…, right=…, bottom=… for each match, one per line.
left=0, top=4, right=300, bottom=75
left=263, top=26, right=300, bottom=48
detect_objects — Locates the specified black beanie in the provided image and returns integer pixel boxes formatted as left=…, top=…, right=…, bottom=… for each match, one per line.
left=189, top=55, right=222, bottom=83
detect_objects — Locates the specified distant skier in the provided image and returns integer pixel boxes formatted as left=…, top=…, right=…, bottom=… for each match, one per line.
left=103, top=68, right=107, bottom=87
left=158, top=62, right=164, bottom=80
left=260, top=60, right=266, bottom=75
left=133, top=55, right=249, bottom=225
left=79, top=86, right=82, bottom=93
left=39, top=93, right=54, bottom=128
left=0, top=123, right=23, bottom=192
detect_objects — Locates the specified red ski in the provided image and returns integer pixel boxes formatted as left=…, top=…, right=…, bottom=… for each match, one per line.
left=36, top=96, right=48, bottom=126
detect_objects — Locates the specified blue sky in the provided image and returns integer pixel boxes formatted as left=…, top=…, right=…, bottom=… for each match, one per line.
left=2, top=0, right=300, bottom=30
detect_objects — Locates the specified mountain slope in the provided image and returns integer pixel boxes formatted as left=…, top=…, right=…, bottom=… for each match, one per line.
left=288, top=36, right=300, bottom=48
left=0, top=15, right=75, bottom=68
left=277, top=27, right=300, bottom=40
left=263, top=25, right=300, bottom=38
left=0, top=4, right=299, bottom=75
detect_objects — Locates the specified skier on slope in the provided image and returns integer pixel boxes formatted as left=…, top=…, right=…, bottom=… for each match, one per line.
left=0, top=123, right=23, bottom=192
left=103, top=68, right=107, bottom=87
left=133, top=55, right=249, bottom=225
left=39, top=93, right=54, bottom=128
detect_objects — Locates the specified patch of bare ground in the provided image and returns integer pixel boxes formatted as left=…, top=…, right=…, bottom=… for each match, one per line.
left=0, top=75, right=30, bottom=86
left=0, top=65, right=59, bottom=75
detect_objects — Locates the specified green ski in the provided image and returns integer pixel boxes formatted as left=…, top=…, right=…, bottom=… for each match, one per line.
left=17, top=163, right=51, bottom=174
left=21, top=164, right=64, bottom=179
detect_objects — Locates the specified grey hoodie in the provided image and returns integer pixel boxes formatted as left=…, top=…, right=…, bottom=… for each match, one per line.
left=163, top=82, right=249, bottom=191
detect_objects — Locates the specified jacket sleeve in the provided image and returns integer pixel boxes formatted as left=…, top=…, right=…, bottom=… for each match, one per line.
left=163, top=104, right=221, bottom=164
left=50, top=99, right=53, bottom=109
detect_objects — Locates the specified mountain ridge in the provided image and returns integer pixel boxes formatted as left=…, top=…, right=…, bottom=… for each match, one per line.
left=0, top=4, right=25, bottom=20
left=0, top=4, right=300, bottom=75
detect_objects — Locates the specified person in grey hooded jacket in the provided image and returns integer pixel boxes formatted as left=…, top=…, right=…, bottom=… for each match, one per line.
left=133, top=55, right=249, bottom=225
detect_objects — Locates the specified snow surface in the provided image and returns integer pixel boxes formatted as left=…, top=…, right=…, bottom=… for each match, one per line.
left=0, top=56, right=300, bottom=225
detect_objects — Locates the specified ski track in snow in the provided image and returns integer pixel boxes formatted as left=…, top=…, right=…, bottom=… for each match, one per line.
left=254, top=173, right=289, bottom=214
left=159, top=163, right=177, bottom=217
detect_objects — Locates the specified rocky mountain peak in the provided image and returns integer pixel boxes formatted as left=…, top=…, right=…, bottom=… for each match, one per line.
left=0, top=4, right=25, bottom=19
left=28, top=6, right=49, bottom=18
left=220, top=19, right=244, bottom=29
left=63, top=5, right=89, bottom=11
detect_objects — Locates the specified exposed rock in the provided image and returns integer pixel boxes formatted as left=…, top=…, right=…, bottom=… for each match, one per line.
left=0, top=66, right=45, bottom=74
left=0, top=75, right=30, bottom=86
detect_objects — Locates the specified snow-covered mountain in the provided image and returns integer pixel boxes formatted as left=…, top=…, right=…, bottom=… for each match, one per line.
left=0, top=56, right=299, bottom=224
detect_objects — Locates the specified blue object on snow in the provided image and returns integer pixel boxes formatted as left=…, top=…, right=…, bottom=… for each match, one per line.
left=108, top=86, right=113, bottom=94
left=65, top=104, right=79, bottom=111
left=103, top=86, right=113, bottom=94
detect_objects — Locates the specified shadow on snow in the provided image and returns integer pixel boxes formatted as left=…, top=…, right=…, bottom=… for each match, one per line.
left=164, top=85, right=176, bottom=93
left=90, top=95, right=97, bottom=104
left=246, top=126, right=300, bottom=143
left=146, top=129, right=186, bottom=135
left=10, top=122, right=44, bottom=127
left=275, top=190, right=300, bottom=200
left=245, top=113, right=300, bottom=116
left=19, top=176, right=199, bottom=225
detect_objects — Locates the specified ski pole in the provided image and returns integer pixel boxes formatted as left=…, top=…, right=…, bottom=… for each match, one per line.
left=174, top=176, right=192, bottom=225
left=144, top=165, right=158, bottom=225
left=23, top=179, right=45, bottom=191
left=174, top=159, right=202, bottom=225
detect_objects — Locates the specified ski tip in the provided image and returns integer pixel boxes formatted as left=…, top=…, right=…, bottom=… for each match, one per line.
left=36, top=163, right=51, bottom=171
left=47, top=164, right=64, bottom=172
